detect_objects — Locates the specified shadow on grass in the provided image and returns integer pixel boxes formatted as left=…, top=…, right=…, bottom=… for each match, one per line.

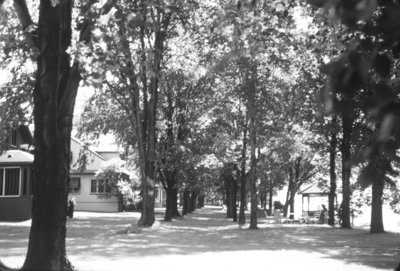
left=63, top=208, right=400, bottom=270
left=1, top=207, right=399, bottom=270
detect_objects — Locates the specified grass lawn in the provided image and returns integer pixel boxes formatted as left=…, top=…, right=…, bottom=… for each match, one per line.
left=0, top=206, right=399, bottom=271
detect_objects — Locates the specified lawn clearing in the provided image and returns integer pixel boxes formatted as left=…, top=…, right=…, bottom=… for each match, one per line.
left=0, top=206, right=399, bottom=271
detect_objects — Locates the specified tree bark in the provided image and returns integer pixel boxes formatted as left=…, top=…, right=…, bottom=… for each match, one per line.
left=191, top=191, right=198, bottom=212
left=182, top=188, right=191, bottom=216
left=328, top=116, right=337, bottom=226
left=163, top=172, right=180, bottom=221
left=22, top=1, right=76, bottom=270
left=161, top=186, right=181, bottom=218
left=231, top=176, right=238, bottom=222
left=370, top=178, right=385, bottom=233
left=225, top=175, right=232, bottom=218
left=284, top=168, right=294, bottom=217
left=197, top=195, right=205, bottom=208
left=340, top=112, right=353, bottom=229
left=238, top=122, right=248, bottom=225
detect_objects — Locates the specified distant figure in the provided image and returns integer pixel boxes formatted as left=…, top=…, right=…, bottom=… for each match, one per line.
left=338, top=202, right=344, bottom=226
left=319, top=204, right=328, bottom=224
left=67, top=198, right=75, bottom=218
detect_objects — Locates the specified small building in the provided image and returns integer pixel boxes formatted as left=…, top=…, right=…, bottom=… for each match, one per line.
left=0, top=126, right=34, bottom=220
left=298, top=184, right=336, bottom=212
left=0, top=128, right=129, bottom=220
left=68, top=137, right=121, bottom=212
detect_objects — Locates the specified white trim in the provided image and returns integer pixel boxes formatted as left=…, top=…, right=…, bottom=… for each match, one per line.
left=0, top=166, right=21, bottom=197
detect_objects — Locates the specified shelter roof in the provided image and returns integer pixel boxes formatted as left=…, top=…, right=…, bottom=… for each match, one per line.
left=298, top=184, right=330, bottom=195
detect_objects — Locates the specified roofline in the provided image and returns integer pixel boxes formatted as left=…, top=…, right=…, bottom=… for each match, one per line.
left=71, top=137, right=105, bottom=161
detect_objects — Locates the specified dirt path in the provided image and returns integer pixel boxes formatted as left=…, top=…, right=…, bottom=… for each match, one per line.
left=1, top=206, right=399, bottom=271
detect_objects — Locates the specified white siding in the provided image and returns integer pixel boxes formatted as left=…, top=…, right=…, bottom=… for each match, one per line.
left=68, top=174, right=118, bottom=212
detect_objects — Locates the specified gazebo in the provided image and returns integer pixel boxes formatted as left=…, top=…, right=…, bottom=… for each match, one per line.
left=298, top=184, right=337, bottom=212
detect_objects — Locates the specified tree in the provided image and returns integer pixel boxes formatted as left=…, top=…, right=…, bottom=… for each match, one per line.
left=311, top=0, right=400, bottom=232
left=95, top=158, right=140, bottom=212
left=78, top=0, right=200, bottom=227
left=0, top=1, right=115, bottom=269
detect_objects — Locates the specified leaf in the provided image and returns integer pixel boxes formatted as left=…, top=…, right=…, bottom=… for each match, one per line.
left=373, top=54, right=391, bottom=78
left=307, top=0, right=327, bottom=8
left=374, top=82, right=395, bottom=106
left=358, top=164, right=375, bottom=188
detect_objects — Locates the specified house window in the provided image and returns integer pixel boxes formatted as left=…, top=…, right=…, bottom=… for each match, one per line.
left=90, top=179, right=111, bottom=194
left=22, top=168, right=28, bottom=195
left=69, top=177, right=80, bottom=194
left=0, top=168, right=21, bottom=197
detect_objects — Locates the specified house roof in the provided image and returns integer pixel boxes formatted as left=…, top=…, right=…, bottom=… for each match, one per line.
left=298, top=184, right=330, bottom=195
left=71, top=136, right=106, bottom=161
left=0, top=149, right=34, bottom=164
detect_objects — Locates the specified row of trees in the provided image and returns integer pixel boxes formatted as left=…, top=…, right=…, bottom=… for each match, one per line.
left=1, top=0, right=400, bottom=270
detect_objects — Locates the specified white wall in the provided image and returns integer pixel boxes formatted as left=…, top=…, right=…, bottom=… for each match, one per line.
left=69, top=138, right=119, bottom=212
left=69, top=174, right=118, bottom=212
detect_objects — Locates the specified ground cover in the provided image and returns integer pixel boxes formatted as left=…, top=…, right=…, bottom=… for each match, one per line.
left=0, top=206, right=399, bottom=271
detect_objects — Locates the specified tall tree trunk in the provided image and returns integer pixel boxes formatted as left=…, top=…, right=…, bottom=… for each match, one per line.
left=22, top=1, right=76, bottom=270
left=182, top=188, right=191, bottom=215
left=198, top=195, right=205, bottom=208
left=164, top=186, right=173, bottom=222
left=288, top=191, right=296, bottom=218
left=163, top=173, right=180, bottom=221
left=171, top=187, right=180, bottom=217
left=238, top=123, right=248, bottom=225
left=249, top=122, right=258, bottom=230
left=368, top=155, right=386, bottom=233
left=231, top=177, right=238, bottom=222
left=284, top=168, right=294, bottom=217
left=225, top=176, right=232, bottom=218
left=341, top=112, right=353, bottom=229
left=191, top=191, right=198, bottom=212
left=164, top=185, right=177, bottom=221
left=370, top=178, right=385, bottom=233
left=328, top=116, right=337, bottom=226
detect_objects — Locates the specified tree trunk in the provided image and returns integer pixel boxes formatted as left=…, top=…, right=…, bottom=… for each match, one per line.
left=289, top=191, right=296, bottom=218
left=328, top=116, right=337, bottom=226
left=225, top=176, right=232, bottom=218
left=249, top=121, right=258, bottom=230
left=182, top=188, right=191, bottom=215
left=22, top=1, right=76, bottom=270
left=268, top=181, right=273, bottom=216
left=231, top=177, right=238, bottom=222
left=191, top=191, right=198, bottom=212
left=340, top=112, right=353, bottom=229
left=198, top=195, right=205, bottom=208
left=171, top=187, right=180, bottom=217
left=164, top=174, right=180, bottom=221
left=238, top=123, right=248, bottom=225
left=138, top=179, right=155, bottom=226
left=370, top=178, right=385, bottom=233
left=164, top=186, right=173, bottom=221
left=284, top=168, right=294, bottom=217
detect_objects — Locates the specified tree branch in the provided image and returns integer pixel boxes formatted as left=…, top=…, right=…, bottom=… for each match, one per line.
left=13, top=0, right=38, bottom=49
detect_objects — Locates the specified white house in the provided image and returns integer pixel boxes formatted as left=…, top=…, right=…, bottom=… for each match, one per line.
left=68, top=137, right=121, bottom=212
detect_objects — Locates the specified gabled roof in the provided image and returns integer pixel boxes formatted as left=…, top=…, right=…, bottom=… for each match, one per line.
left=71, top=137, right=106, bottom=161
left=0, top=149, right=34, bottom=164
